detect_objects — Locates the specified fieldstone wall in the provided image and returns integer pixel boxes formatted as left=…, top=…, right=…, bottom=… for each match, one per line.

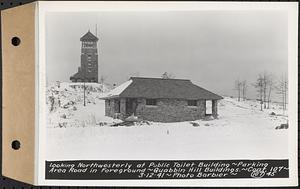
left=135, top=98, right=206, bottom=122
left=105, top=98, right=218, bottom=122
left=105, top=99, right=114, bottom=117
left=105, top=98, right=126, bottom=118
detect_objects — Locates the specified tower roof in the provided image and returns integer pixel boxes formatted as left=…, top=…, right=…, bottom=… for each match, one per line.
left=80, top=30, right=99, bottom=41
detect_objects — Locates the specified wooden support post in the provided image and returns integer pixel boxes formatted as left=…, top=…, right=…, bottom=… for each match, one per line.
left=212, top=100, right=218, bottom=118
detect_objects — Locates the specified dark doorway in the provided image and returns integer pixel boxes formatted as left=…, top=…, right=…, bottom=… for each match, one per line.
left=114, top=99, right=120, bottom=113
left=126, top=98, right=138, bottom=116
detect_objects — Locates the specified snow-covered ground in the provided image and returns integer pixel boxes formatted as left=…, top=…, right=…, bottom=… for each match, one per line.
left=46, top=82, right=288, bottom=160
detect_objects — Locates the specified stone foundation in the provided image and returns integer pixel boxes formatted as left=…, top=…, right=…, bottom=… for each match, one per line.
left=135, top=98, right=206, bottom=122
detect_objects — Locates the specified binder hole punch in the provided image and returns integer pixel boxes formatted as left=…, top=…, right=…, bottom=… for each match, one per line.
left=11, top=140, right=21, bottom=150
left=11, top=37, right=21, bottom=46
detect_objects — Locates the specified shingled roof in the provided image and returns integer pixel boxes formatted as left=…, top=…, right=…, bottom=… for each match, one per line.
left=80, top=31, right=99, bottom=41
left=103, top=77, right=223, bottom=100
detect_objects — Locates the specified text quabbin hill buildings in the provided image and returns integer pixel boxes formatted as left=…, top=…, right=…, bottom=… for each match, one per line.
left=46, top=160, right=289, bottom=180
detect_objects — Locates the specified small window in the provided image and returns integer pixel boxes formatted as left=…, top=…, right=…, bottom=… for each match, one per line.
left=87, top=55, right=92, bottom=61
left=188, top=100, right=197, bottom=106
left=146, top=99, right=157, bottom=106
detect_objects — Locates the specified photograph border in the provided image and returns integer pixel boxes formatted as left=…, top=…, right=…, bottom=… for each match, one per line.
left=37, top=1, right=298, bottom=186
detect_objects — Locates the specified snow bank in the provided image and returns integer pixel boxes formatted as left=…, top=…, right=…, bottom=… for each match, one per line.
left=46, top=82, right=121, bottom=128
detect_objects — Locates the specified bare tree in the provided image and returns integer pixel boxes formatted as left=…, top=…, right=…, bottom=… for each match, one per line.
left=266, top=74, right=275, bottom=109
left=161, top=72, right=175, bottom=79
left=241, top=80, right=247, bottom=101
left=99, top=75, right=108, bottom=92
left=284, top=78, right=288, bottom=110
left=277, top=75, right=288, bottom=112
left=253, top=74, right=264, bottom=111
left=234, top=80, right=242, bottom=101
left=262, top=73, right=268, bottom=109
left=257, top=72, right=273, bottom=109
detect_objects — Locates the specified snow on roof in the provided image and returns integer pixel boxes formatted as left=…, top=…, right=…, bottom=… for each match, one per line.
left=120, top=77, right=223, bottom=100
left=101, top=77, right=222, bottom=100
left=102, top=79, right=133, bottom=98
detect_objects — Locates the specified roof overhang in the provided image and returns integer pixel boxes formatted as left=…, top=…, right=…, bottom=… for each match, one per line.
left=100, top=95, right=120, bottom=100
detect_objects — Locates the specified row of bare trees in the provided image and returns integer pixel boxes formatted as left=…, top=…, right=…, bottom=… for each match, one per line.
left=277, top=75, right=288, bottom=111
left=253, top=72, right=275, bottom=111
left=234, top=80, right=247, bottom=101
left=235, top=72, right=288, bottom=111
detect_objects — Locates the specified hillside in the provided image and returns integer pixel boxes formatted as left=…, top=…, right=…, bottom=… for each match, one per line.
left=46, top=82, right=121, bottom=128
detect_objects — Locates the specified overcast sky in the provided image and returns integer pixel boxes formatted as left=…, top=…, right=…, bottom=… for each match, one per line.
left=46, top=10, right=288, bottom=98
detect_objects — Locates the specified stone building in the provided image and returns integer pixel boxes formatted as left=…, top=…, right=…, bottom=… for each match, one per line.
left=102, top=77, right=223, bottom=122
left=70, top=30, right=99, bottom=82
